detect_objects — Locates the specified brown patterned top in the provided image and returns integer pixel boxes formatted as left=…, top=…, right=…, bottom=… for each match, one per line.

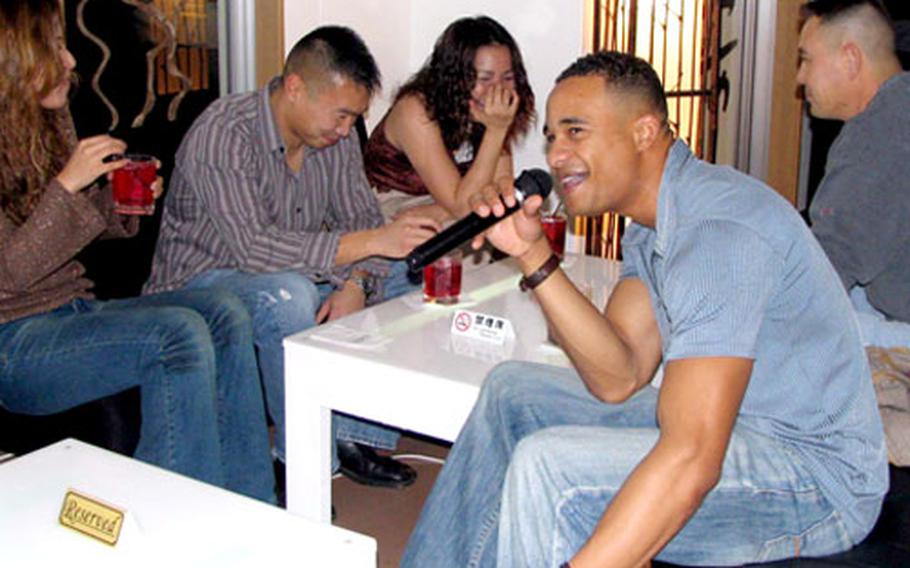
left=363, top=114, right=474, bottom=197
left=1, top=147, right=137, bottom=323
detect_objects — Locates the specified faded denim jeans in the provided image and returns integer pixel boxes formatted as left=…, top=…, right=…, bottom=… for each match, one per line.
left=0, top=289, right=274, bottom=502
left=186, top=269, right=409, bottom=467
left=403, top=361, right=853, bottom=567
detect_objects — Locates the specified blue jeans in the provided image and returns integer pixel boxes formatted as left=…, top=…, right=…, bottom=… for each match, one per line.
left=186, top=268, right=408, bottom=466
left=403, top=361, right=853, bottom=567
left=0, top=289, right=274, bottom=502
left=382, top=259, right=422, bottom=301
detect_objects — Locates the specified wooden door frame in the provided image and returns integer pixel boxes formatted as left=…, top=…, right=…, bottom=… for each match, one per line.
left=766, top=0, right=803, bottom=205
left=255, top=0, right=285, bottom=87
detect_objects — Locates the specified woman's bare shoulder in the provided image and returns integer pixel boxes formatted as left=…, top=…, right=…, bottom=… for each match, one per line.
left=387, top=94, right=439, bottom=146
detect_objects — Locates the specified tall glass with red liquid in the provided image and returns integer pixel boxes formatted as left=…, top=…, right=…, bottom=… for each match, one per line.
left=423, top=251, right=463, bottom=304
left=111, top=154, right=156, bottom=215
left=540, top=214, right=567, bottom=257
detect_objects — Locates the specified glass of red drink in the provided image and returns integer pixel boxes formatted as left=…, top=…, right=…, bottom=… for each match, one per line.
left=423, top=250, right=463, bottom=304
left=112, top=154, right=156, bottom=215
left=540, top=214, right=567, bottom=257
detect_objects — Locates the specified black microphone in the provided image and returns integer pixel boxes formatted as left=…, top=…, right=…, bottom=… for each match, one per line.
left=405, top=168, right=553, bottom=272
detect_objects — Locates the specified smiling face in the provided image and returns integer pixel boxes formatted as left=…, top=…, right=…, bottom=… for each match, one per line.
left=544, top=75, right=644, bottom=218
left=469, top=44, right=515, bottom=108
left=38, top=25, right=76, bottom=110
left=796, top=16, right=851, bottom=120
left=285, top=73, right=370, bottom=149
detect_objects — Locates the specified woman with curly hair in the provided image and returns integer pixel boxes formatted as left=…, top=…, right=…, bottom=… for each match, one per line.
left=0, top=0, right=274, bottom=502
left=364, top=15, right=535, bottom=226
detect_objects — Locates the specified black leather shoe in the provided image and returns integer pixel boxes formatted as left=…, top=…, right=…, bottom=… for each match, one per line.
left=274, top=458, right=286, bottom=508
left=337, top=441, right=417, bottom=488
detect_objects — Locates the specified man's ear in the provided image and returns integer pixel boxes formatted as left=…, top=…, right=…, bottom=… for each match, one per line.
left=632, top=113, right=663, bottom=151
left=284, top=73, right=307, bottom=101
left=842, top=41, right=863, bottom=79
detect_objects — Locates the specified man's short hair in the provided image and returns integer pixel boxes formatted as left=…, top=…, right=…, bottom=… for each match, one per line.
left=801, top=0, right=893, bottom=26
left=556, top=51, right=668, bottom=127
left=284, top=26, right=381, bottom=95
left=802, top=1, right=897, bottom=60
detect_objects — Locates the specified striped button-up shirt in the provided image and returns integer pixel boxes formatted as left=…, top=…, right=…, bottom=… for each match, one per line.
left=144, top=78, right=387, bottom=295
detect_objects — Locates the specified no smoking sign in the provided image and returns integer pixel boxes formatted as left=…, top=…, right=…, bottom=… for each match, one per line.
left=454, top=311, right=472, bottom=332
left=450, top=309, right=514, bottom=345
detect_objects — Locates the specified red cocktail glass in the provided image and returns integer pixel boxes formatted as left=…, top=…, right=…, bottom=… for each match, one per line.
left=541, top=214, right=567, bottom=257
left=423, top=251, right=463, bottom=304
left=112, top=154, right=156, bottom=215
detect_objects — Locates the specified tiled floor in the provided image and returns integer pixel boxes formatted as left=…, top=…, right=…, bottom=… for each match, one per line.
left=332, top=434, right=450, bottom=567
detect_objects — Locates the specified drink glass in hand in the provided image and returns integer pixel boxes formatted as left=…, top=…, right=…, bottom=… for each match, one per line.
left=423, top=250, right=463, bottom=305
left=112, top=154, right=156, bottom=215
left=540, top=214, right=567, bottom=257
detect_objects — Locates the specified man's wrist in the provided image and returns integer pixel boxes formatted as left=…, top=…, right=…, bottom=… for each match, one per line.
left=519, top=252, right=561, bottom=292
left=362, top=227, right=381, bottom=257
left=517, top=238, right=554, bottom=275
left=347, top=273, right=375, bottom=301
left=337, top=229, right=379, bottom=265
left=361, top=226, right=390, bottom=258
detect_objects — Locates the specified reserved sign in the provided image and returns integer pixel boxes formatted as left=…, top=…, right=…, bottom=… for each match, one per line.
left=59, top=489, right=124, bottom=546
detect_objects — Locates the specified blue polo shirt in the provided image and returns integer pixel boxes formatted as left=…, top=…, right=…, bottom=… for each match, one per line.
left=621, top=140, right=887, bottom=543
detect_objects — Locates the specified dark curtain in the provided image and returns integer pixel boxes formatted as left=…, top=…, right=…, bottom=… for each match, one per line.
left=65, top=0, right=222, bottom=298
left=0, top=1, right=225, bottom=457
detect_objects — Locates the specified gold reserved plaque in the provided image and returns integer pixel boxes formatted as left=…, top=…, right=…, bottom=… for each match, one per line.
left=59, top=490, right=124, bottom=546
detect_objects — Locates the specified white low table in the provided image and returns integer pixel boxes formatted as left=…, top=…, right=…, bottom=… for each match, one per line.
left=284, top=255, right=621, bottom=523
left=0, top=439, right=375, bottom=566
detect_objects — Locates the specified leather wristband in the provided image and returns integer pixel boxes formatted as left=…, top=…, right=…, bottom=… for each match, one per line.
left=519, top=253, right=561, bottom=292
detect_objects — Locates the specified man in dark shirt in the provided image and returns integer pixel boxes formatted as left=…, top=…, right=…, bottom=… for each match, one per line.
left=798, top=0, right=910, bottom=341
left=146, top=26, right=438, bottom=489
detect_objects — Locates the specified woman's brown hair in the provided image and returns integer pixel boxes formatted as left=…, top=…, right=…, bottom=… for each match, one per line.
left=0, top=0, right=76, bottom=225
left=396, top=15, right=535, bottom=153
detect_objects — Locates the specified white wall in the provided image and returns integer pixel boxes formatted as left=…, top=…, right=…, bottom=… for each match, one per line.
left=283, top=0, right=585, bottom=172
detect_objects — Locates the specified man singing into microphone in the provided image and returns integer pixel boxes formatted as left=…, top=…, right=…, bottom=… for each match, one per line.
left=401, top=51, right=886, bottom=567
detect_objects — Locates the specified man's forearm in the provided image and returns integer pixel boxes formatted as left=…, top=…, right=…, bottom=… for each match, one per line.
left=570, top=357, right=748, bottom=567
left=336, top=229, right=379, bottom=266
left=518, top=240, right=649, bottom=402
left=570, top=440, right=715, bottom=568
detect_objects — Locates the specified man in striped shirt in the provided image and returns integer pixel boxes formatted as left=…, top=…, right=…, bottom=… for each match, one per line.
left=145, top=26, right=439, bottom=491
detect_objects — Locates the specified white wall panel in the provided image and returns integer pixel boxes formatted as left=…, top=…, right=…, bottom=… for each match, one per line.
left=284, top=0, right=585, bottom=172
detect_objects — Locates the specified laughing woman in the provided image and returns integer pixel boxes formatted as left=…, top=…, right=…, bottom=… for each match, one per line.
left=364, top=15, right=535, bottom=227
